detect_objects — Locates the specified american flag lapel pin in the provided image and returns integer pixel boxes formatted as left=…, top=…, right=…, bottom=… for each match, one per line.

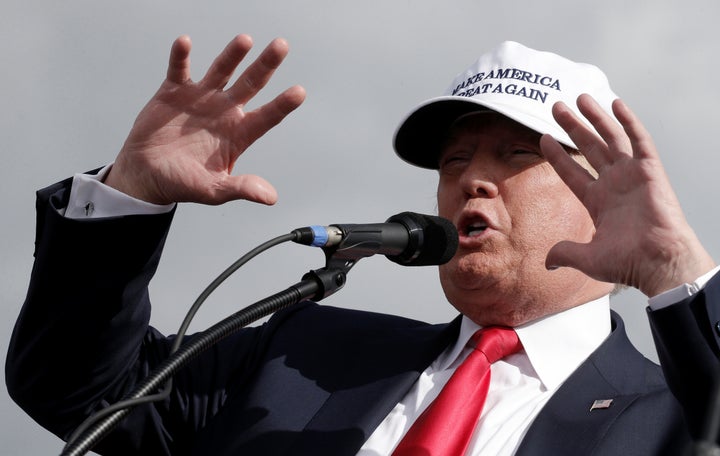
left=590, top=399, right=614, bottom=411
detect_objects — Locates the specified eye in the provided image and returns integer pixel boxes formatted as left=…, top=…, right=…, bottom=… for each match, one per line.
left=497, top=145, right=544, bottom=170
left=510, top=148, right=541, bottom=157
left=504, top=147, right=543, bottom=164
left=438, top=150, right=471, bottom=173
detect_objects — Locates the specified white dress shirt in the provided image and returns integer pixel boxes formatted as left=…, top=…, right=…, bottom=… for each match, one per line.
left=359, top=297, right=611, bottom=455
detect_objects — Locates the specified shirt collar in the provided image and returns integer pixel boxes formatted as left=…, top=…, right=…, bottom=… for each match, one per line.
left=434, top=295, right=612, bottom=391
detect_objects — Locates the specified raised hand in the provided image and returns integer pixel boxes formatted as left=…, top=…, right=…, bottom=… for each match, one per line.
left=541, top=94, right=715, bottom=297
left=104, top=34, right=306, bottom=206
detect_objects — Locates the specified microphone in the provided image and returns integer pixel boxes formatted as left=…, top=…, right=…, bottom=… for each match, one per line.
left=292, top=212, right=458, bottom=266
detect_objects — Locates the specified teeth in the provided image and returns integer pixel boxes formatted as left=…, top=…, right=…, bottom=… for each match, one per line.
left=466, top=224, right=487, bottom=236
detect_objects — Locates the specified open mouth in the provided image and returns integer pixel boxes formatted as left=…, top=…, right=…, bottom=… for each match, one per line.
left=456, top=211, right=494, bottom=242
left=465, top=221, right=488, bottom=237
left=460, top=218, right=489, bottom=237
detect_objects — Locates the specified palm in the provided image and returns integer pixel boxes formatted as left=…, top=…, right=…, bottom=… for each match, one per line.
left=582, top=156, right=678, bottom=283
left=542, top=95, right=714, bottom=296
left=106, top=35, right=305, bottom=206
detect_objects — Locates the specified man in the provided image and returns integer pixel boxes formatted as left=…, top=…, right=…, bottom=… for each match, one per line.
left=6, top=35, right=720, bottom=455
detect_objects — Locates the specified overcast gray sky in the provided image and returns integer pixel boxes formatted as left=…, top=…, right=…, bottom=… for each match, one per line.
left=3, top=1, right=720, bottom=454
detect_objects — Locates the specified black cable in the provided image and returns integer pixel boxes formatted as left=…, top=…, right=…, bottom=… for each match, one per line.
left=170, top=232, right=298, bottom=353
left=61, top=232, right=298, bottom=454
left=61, top=281, right=316, bottom=456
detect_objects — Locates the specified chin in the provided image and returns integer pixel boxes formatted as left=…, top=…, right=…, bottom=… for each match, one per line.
left=439, top=265, right=541, bottom=327
left=440, top=252, right=514, bottom=293
left=448, top=295, right=535, bottom=327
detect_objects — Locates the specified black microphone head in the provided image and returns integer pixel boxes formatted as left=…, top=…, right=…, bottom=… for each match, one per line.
left=385, top=212, right=458, bottom=266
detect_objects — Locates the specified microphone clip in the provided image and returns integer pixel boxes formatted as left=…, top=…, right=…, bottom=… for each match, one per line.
left=300, top=245, right=360, bottom=301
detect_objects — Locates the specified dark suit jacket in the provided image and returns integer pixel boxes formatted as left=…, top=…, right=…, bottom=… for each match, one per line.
left=6, top=177, right=720, bottom=455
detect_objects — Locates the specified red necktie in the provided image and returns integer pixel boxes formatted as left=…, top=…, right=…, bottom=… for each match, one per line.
left=392, top=327, right=522, bottom=456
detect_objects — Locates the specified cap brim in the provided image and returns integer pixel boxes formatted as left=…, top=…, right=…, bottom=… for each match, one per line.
left=393, top=96, right=577, bottom=169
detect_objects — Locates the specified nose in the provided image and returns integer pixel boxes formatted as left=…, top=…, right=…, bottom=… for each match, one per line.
left=459, top=163, right=499, bottom=198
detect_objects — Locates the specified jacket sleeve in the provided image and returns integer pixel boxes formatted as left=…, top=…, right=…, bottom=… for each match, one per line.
left=4, top=176, right=266, bottom=455
left=648, top=272, right=720, bottom=440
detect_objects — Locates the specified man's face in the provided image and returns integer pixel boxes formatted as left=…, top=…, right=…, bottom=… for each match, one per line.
left=436, top=112, right=612, bottom=326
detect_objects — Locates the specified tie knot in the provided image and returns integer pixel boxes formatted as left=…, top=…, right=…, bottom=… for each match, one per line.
left=470, top=327, right=521, bottom=364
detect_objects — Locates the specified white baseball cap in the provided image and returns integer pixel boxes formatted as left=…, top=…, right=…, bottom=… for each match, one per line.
left=393, top=41, right=619, bottom=169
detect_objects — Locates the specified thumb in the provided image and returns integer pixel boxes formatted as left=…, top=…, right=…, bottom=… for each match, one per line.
left=216, top=174, right=278, bottom=205
left=546, top=240, right=589, bottom=272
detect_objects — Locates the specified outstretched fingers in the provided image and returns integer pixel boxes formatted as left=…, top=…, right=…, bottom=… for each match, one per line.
left=167, top=35, right=193, bottom=84
left=238, top=84, right=307, bottom=147
left=540, top=134, right=595, bottom=203
left=574, top=94, right=633, bottom=161
left=226, top=38, right=291, bottom=105
left=200, top=34, right=254, bottom=90
left=551, top=99, right=614, bottom=174
left=611, top=99, right=659, bottom=161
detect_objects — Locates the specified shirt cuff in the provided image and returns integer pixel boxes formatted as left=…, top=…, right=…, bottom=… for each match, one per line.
left=648, top=265, right=720, bottom=310
left=64, top=165, right=176, bottom=219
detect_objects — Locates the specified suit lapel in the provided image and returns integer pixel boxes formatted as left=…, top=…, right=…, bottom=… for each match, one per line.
left=515, top=311, right=652, bottom=456
left=290, top=315, right=462, bottom=456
